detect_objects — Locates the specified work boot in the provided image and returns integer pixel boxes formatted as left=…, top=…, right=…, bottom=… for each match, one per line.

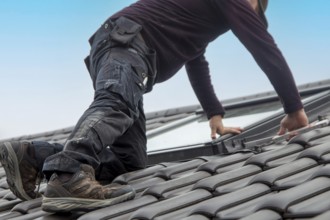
left=0, top=141, right=62, bottom=200
left=42, top=164, right=135, bottom=212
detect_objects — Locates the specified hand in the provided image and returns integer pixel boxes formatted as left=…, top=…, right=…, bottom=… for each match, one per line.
left=278, top=108, right=309, bottom=136
left=209, top=115, right=243, bottom=140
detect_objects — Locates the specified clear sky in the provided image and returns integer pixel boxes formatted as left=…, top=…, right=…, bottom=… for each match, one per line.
left=0, top=0, right=329, bottom=139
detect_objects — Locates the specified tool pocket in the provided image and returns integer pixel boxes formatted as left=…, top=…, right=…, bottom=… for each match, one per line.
left=109, top=17, right=142, bottom=46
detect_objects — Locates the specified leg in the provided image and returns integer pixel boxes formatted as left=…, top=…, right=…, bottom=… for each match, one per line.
left=42, top=46, right=148, bottom=212
left=42, top=48, right=147, bottom=177
left=96, top=99, right=147, bottom=182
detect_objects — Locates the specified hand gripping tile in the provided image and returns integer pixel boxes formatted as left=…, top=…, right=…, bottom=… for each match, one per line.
left=196, top=153, right=253, bottom=174
left=244, top=144, right=303, bottom=169
left=248, top=158, right=318, bottom=188
left=254, top=177, right=330, bottom=214
left=193, top=165, right=261, bottom=192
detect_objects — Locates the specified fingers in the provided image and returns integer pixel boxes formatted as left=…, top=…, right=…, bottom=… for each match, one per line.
left=211, top=126, right=243, bottom=139
left=277, top=125, right=286, bottom=135
left=211, top=126, right=217, bottom=140
left=223, top=127, right=243, bottom=135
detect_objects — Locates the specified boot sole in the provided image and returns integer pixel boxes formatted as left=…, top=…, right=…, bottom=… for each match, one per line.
left=42, top=190, right=135, bottom=212
left=0, top=142, right=32, bottom=200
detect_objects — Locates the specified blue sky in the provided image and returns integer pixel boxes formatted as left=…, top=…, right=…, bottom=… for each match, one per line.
left=0, top=0, right=329, bottom=139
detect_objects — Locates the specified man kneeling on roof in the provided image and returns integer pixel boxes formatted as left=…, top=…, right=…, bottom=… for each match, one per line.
left=0, top=0, right=308, bottom=212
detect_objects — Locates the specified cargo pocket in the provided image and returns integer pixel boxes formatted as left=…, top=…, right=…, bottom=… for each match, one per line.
left=98, top=58, right=144, bottom=111
left=109, top=17, right=142, bottom=46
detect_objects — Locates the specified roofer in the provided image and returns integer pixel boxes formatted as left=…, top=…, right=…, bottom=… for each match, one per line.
left=0, top=0, right=308, bottom=212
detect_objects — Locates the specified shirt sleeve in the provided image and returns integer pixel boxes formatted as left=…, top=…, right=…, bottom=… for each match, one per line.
left=185, top=53, right=225, bottom=119
left=216, top=0, right=303, bottom=113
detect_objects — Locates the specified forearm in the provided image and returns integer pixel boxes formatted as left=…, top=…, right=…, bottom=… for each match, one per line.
left=185, top=55, right=225, bottom=118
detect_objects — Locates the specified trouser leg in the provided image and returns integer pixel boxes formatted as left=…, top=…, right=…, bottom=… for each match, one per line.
left=42, top=48, right=148, bottom=180
left=96, top=99, right=147, bottom=181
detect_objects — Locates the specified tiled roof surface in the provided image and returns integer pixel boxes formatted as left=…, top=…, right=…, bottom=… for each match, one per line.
left=0, top=80, right=330, bottom=220
left=1, top=122, right=330, bottom=219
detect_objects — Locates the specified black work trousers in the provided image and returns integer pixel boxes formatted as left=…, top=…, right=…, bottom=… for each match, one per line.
left=43, top=17, right=149, bottom=182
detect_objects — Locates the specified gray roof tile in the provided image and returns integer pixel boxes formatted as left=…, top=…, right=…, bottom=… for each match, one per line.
left=249, top=158, right=318, bottom=187
left=239, top=209, right=282, bottom=220
left=244, top=143, right=303, bottom=168
left=143, top=171, right=211, bottom=199
left=1, top=81, right=330, bottom=219
left=131, top=189, right=211, bottom=220
left=255, top=177, right=330, bottom=213
left=193, top=165, right=261, bottom=192
left=190, top=183, right=270, bottom=217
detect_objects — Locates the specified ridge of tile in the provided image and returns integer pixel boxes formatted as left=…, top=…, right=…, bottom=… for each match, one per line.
left=143, top=171, right=210, bottom=199
left=311, top=210, right=330, bottom=220
left=309, top=164, right=330, bottom=179
left=181, top=214, right=210, bottom=220
left=153, top=159, right=206, bottom=180
left=287, top=190, right=330, bottom=218
left=7, top=208, right=52, bottom=220
left=126, top=176, right=165, bottom=194
left=244, top=143, right=303, bottom=169
left=0, top=199, right=21, bottom=212
left=78, top=195, right=158, bottom=220
left=297, top=142, right=330, bottom=162
left=254, top=177, right=330, bottom=213
left=248, top=157, right=318, bottom=188
left=130, top=189, right=212, bottom=220
left=216, top=194, right=275, bottom=219
left=189, top=183, right=270, bottom=218
left=215, top=175, right=257, bottom=195
left=274, top=166, right=320, bottom=189
left=154, top=202, right=209, bottom=220
left=265, top=152, right=301, bottom=168
left=196, top=153, right=253, bottom=174
left=239, top=209, right=282, bottom=220
left=0, top=212, right=23, bottom=220
left=113, top=164, right=167, bottom=184
left=288, top=127, right=330, bottom=147
left=11, top=198, right=42, bottom=214
left=193, top=165, right=261, bottom=192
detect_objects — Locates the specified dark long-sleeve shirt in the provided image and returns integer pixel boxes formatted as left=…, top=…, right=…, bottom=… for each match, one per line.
left=112, top=0, right=303, bottom=118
